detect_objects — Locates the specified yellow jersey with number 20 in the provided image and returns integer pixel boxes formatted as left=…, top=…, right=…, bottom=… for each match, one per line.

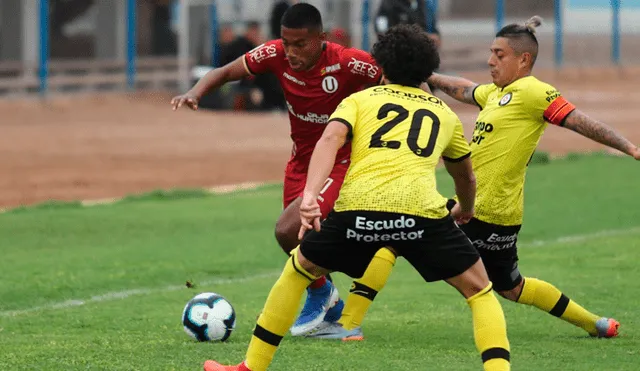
left=329, top=84, right=471, bottom=219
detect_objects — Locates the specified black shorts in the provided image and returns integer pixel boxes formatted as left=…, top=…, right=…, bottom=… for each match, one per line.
left=300, top=210, right=480, bottom=282
left=446, top=199, right=523, bottom=291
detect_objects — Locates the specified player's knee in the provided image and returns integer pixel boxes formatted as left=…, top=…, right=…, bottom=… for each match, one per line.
left=274, top=219, right=299, bottom=254
left=497, top=280, right=524, bottom=302
left=296, top=249, right=329, bottom=277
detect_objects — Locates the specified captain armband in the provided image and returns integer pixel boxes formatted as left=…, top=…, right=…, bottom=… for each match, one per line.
left=543, top=96, right=576, bottom=126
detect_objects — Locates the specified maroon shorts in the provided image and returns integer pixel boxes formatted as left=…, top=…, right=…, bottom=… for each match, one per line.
left=283, top=161, right=349, bottom=219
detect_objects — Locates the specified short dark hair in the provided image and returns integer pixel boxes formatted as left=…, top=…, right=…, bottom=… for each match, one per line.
left=280, top=3, right=323, bottom=32
left=371, top=24, right=440, bottom=87
left=496, top=16, right=542, bottom=64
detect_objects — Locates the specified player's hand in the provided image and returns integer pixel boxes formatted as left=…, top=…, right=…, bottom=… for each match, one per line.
left=632, top=146, right=640, bottom=160
left=298, top=193, right=322, bottom=240
left=450, top=203, right=474, bottom=225
left=171, top=93, right=199, bottom=111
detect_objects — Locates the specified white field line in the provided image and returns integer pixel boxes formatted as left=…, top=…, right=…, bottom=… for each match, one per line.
left=521, top=226, right=640, bottom=248
left=0, top=181, right=271, bottom=213
left=2, top=226, right=639, bottom=318
left=0, top=271, right=280, bottom=318
left=80, top=181, right=268, bottom=206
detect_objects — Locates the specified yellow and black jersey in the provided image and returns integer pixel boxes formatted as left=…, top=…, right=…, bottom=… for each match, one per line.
left=470, top=76, right=576, bottom=225
left=329, top=84, right=471, bottom=219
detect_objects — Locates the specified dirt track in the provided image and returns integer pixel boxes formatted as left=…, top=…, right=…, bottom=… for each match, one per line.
left=2, top=66, right=640, bottom=208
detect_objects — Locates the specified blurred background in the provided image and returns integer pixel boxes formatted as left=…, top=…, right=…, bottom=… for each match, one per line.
left=0, top=0, right=637, bottom=108
left=1, top=0, right=639, bottom=209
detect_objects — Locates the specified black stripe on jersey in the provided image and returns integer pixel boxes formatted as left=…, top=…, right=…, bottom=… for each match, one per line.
left=331, top=118, right=353, bottom=138
left=243, top=56, right=257, bottom=76
left=471, top=85, right=483, bottom=109
left=443, top=152, right=471, bottom=162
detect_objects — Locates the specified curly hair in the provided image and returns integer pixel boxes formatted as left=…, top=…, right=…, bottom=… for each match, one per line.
left=371, top=24, right=440, bottom=87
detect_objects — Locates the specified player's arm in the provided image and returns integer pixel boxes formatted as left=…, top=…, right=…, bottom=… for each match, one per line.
left=299, top=121, right=350, bottom=238
left=444, top=157, right=476, bottom=224
left=425, top=73, right=478, bottom=106
left=305, top=121, right=349, bottom=199
left=442, top=117, right=475, bottom=224
left=171, top=56, right=250, bottom=110
left=561, top=109, right=640, bottom=160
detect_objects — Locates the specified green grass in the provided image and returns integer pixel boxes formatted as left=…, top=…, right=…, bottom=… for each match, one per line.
left=1, top=154, right=639, bottom=370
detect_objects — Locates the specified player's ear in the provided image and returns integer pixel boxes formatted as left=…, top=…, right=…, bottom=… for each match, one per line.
left=318, top=31, right=327, bottom=41
left=519, top=52, right=532, bottom=68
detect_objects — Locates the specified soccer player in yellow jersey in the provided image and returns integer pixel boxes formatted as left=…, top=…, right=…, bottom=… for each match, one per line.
left=427, top=16, right=639, bottom=339
left=308, top=16, right=640, bottom=343
left=203, top=24, right=512, bottom=371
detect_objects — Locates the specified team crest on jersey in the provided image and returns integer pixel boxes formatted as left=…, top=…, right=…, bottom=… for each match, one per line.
left=321, top=63, right=341, bottom=75
left=322, top=76, right=339, bottom=93
left=499, top=92, right=513, bottom=106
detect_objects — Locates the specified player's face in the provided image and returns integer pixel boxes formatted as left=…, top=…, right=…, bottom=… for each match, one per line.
left=488, top=37, right=525, bottom=88
left=281, top=26, right=325, bottom=72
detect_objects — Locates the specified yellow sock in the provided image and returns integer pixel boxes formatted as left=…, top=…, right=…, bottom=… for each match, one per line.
left=245, top=249, right=317, bottom=371
left=517, top=277, right=600, bottom=335
left=338, top=247, right=396, bottom=330
left=467, top=283, right=511, bottom=371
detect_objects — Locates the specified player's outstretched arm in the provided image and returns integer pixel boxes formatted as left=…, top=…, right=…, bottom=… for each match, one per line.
left=171, top=56, right=250, bottom=110
left=426, top=73, right=478, bottom=105
left=562, top=109, right=640, bottom=160
left=444, top=157, right=477, bottom=224
left=299, top=121, right=349, bottom=239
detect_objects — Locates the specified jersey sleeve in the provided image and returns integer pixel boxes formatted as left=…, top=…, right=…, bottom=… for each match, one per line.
left=526, top=82, right=576, bottom=126
left=472, top=84, right=494, bottom=109
left=243, top=40, right=283, bottom=75
left=329, top=95, right=359, bottom=137
left=442, top=118, right=472, bottom=162
left=342, top=48, right=383, bottom=87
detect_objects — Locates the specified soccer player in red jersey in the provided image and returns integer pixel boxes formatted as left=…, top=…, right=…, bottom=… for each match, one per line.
left=171, top=3, right=386, bottom=336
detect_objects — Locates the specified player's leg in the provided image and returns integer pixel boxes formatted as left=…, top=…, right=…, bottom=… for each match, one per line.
left=204, top=247, right=330, bottom=371
left=502, top=277, right=618, bottom=338
left=337, top=246, right=397, bottom=331
left=458, top=216, right=619, bottom=338
left=488, top=253, right=619, bottom=338
left=401, top=215, right=510, bottom=371
left=289, top=167, right=349, bottom=335
left=275, top=171, right=305, bottom=255
left=275, top=171, right=342, bottom=335
left=445, top=261, right=511, bottom=371
left=205, top=211, right=364, bottom=371
left=304, top=246, right=397, bottom=340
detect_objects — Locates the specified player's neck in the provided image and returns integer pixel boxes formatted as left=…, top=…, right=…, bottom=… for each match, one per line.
left=500, top=72, right=532, bottom=89
left=302, top=50, right=325, bottom=72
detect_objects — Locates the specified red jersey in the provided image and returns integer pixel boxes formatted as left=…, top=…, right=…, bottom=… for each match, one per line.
left=243, top=40, right=382, bottom=173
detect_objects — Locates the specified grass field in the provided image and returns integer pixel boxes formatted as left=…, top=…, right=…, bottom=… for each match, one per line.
left=1, top=154, right=639, bottom=371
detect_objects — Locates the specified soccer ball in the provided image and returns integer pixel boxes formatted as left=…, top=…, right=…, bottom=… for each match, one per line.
left=182, top=292, right=236, bottom=342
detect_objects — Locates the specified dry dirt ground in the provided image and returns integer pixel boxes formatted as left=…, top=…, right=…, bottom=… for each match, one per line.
left=2, top=66, right=640, bottom=209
